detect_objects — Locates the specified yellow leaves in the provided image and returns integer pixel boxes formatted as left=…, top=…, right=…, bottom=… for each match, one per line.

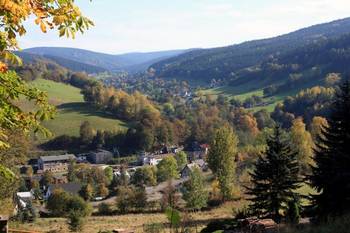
left=40, top=22, right=47, bottom=33
left=0, top=62, right=8, bottom=73
left=35, top=17, right=41, bottom=25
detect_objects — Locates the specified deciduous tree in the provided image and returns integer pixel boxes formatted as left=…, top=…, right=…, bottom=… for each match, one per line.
left=182, top=167, right=208, bottom=210
left=208, top=126, right=238, bottom=201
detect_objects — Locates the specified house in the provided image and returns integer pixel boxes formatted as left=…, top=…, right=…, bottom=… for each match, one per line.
left=193, top=159, right=208, bottom=171
left=141, top=153, right=174, bottom=166
left=185, top=142, right=209, bottom=161
left=45, top=182, right=82, bottom=200
left=87, top=149, right=114, bottom=164
left=15, top=192, right=34, bottom=211
left=180, top=163, right=200, bottom=178
left=38, top=154, right=76, bottom=173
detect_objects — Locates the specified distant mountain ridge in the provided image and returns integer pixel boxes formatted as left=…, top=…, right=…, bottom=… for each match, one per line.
left=149, top=17, right=350, bottom=85
left=22, top=47, right=191, bottom=73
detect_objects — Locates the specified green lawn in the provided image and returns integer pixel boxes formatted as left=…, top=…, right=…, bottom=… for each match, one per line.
left=28, top=79, right=128, bottom=140
left=30, top=78, right=84, bottom=104
left=201, top=84, right=302, bottom=113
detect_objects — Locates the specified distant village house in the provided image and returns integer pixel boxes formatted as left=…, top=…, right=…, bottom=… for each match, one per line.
left=87, top=149, right=114, bottom=164
left=38, top=154, right=76, bottom=173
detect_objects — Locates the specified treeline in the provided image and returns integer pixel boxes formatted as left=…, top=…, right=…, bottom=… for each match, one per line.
left=229, top=33, right=350, bottom=95
left=13, top=55, right=96, bottom=89
left=272, top=86, right=335, bottom=127
left=150, top=19, right=350, bottom=86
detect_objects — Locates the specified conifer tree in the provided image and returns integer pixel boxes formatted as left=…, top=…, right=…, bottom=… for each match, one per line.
left=309, top=80, right=350, bottom=220
left=247, top=126, right=301, bottom=222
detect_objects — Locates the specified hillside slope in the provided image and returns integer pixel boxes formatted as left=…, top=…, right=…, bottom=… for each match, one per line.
left=150, top=17, right=350, bottom=84
left=23, top=47, right=190, bottom=73
left=29, top=79, right=128, bottom=140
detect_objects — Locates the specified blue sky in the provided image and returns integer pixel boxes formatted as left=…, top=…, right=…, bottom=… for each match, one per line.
left=19, top=0, right=350, bottom=54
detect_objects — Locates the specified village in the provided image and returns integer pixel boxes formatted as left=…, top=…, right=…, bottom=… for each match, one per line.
left=13, top=143, right=210, bottom=221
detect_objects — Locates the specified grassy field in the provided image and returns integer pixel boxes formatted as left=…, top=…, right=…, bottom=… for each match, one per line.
left=28, top=79, right=128, bottom=140
left=10, top=201, right=245, bottom=233
left=201, top=85, right=300, bottom=113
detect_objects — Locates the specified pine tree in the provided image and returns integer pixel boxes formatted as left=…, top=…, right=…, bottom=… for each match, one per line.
left=247, top=126, right=301, bottom=222
left=309, top=80, right=350, bottom=220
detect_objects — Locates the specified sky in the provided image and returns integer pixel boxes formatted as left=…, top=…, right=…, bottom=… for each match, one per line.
left=18, top=0, right=350, bottom=54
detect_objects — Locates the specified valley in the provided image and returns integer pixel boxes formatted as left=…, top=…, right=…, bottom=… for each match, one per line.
left=1, top=5, right=350, bottom=233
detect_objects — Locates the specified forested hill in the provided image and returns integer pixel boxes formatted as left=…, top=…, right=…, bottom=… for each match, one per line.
left=149, top=17, right=350, bottom=84
left=16, top=51, right=108, bottom=74
left=22, top=47, right=190, bottom=73
left=227, top=33, right=350, bottom=93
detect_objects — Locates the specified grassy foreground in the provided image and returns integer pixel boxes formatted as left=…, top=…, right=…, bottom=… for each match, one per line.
left=29, top=79, right=128, bottom=140
left=10, top=201, right=245, bottom=233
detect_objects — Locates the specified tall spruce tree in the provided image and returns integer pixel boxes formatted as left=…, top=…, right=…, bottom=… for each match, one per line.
left=309, top=80, right=350, bottom=220
left=247, top=126, right=301, bottom=222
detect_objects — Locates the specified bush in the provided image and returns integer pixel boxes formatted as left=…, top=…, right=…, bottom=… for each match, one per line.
left=98, top=203, right=113, bottom=215
left=67, top=211, right=85, bottom=232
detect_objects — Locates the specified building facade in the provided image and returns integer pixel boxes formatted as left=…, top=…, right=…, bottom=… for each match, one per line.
left=38, top=154, right=76, bottom=173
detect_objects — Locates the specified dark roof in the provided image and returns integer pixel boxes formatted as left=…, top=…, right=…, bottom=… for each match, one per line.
left=90, top=149, right=113, bottom=155
left=39, top=154, right=76, bottom=162
left=49, top=182, right=82, bottom=195
left=182, top=163, right=199, bottom=173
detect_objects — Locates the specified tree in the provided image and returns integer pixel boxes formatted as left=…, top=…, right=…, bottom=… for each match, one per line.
left=133, top=187, right=148, bottom=211
left=92, top=130, right=105, bottom=149
left=79, top=183, right=94, bottom=201
left=0, top=0, right=92, bottom=211
left=309, top=80, right=350, bottom=220
left=290, top=118, right=314, bottom=173
left=254, top=109, right=275, bottom=130
left=309, top=116, right=328, bottom=141
left=286, top=195, right=301, bottom=225
left=182, top=167, right=208, bottom=210
left=161, top=180, right=180, bottom=210
left=104, top=167, right=114, bottom=185
left=0, top=0, right=93, bottom=148
left=96, top=184, right=109, bottom=198
left=175, top=151, right=188, bottom=171
left=47, top=189, right=71, bottom=216
left=157, top=156, right=179, bottom=182
left=40, top=170, right=54, bottom=187
left=132, top=166, right=157, bottom=186
left=247, top=126, right=301, bottom=222
left=0, top=164, right=17, bottom=215
left=67, top=211, right=85, bottom=232
left=208, top=126, right=238, bottom=201
left=98, top=203, right=112, bottom=215
left=66, top=196, right=92, bottom=232
left=79, top=121, right=95, bottom=145
left=115, top=186, right=134, bottom=214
